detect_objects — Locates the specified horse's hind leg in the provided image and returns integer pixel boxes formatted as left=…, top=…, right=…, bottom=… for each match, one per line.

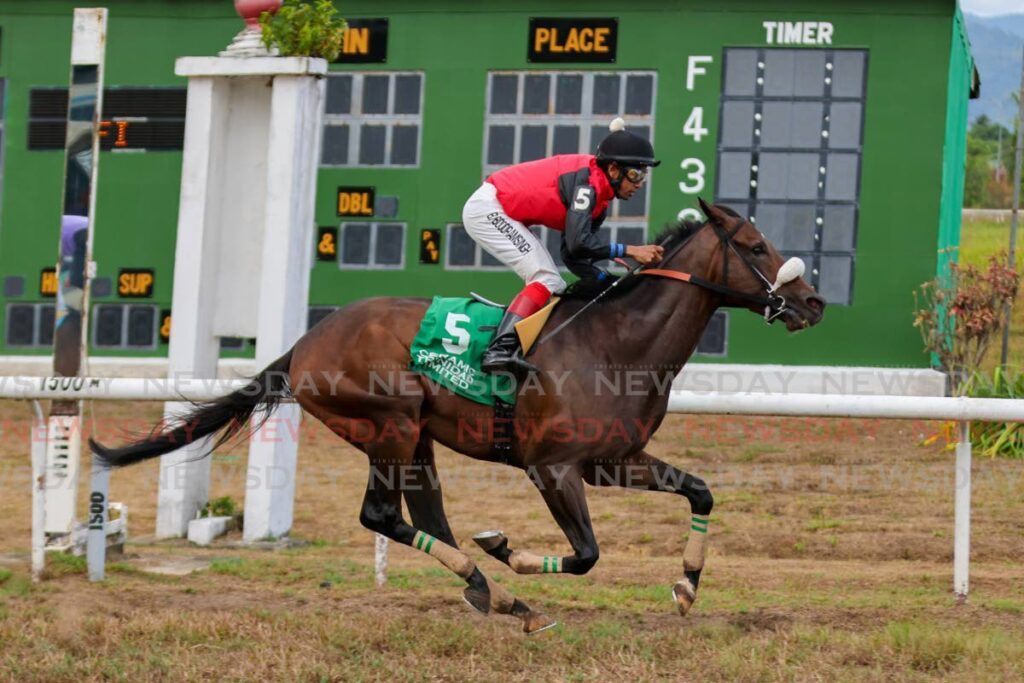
left=581, top=451, right=713, bottom=616
left=366, top=445, right=556, bottom=634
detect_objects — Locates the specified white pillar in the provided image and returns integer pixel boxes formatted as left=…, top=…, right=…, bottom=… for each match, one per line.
left=953, top=420, right=971, bottom=601
left=157, top=57, right=325, bottom=540
left=156, top=75, right=224, bottom=538
left=243, top=73, right=322, bottom=542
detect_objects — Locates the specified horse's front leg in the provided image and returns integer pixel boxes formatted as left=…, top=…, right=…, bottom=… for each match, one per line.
left=475, top=465, right=601, bottom=576
left=400, top=436, right=556, bottom=634
left=581, top=451, right=713, bottom=616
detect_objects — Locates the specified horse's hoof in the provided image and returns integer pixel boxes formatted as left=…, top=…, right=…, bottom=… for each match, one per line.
left=473, top=530, right=507, bottom=552
left=463, top=587, right=491, bottom=615
left=523, top=612, right=558, bottom=635
left=672, top=579, right=697, bottom=616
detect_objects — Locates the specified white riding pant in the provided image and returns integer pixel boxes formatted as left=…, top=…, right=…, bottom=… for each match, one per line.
left=461, top=182, right=566, bottom=295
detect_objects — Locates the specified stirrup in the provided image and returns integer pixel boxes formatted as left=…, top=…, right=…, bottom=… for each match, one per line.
left=482, top=355, right=538, bottom=376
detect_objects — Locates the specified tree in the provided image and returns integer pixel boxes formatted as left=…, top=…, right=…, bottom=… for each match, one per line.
left=965, top=115, right=1020, bottom=208
left=965, top=134, right=993, bottom=207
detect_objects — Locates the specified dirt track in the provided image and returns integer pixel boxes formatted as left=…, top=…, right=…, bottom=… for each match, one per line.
left=1, top=401, right=1023, bottom=681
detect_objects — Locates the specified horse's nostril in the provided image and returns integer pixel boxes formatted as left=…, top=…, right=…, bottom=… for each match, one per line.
left=806, top=295, right=826, bottom=315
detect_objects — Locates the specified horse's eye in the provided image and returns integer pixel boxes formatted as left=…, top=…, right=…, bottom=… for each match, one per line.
left=752, top=243, right=767, bottom=256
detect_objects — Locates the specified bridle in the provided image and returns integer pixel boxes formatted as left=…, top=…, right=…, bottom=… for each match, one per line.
left=638, top=220, right=804, bottom=324
left=537, top=217, right=805, bottom=346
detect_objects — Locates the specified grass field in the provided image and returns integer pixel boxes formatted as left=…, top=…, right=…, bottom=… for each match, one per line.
left=0, top=218, right=1022, bottom=681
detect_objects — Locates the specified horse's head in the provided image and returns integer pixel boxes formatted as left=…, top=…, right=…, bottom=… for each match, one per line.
left=662, top=199, right=825, bottom=331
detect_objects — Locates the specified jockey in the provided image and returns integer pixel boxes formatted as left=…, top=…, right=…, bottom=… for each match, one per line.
left=462, top=117, right=665, bottom=374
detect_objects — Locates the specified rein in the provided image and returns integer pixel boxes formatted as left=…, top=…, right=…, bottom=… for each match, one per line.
left=638, top=221, right=795, bottom=323
left=538, top=216, right=801, bottom=346
left=537, top=223, right=707, bottom=346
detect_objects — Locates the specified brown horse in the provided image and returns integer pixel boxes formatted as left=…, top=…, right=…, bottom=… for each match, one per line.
left=92, top=200, right=825, bottom=633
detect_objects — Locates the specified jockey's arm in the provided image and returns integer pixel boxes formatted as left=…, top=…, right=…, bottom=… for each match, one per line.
left=558, top=168, right=620, bottom=267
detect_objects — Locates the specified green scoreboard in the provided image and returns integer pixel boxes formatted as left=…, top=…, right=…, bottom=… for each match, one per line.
left=0, top=0, right=976, bottom=366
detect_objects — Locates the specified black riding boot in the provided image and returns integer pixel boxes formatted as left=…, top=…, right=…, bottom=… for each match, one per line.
left=481, top=309, right=538, bottom=375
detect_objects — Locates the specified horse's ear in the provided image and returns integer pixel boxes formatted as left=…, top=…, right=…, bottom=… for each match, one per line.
left=698, top=197, right=726, bottom=226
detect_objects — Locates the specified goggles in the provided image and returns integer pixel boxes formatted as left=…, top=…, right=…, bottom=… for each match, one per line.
left=622, top=165, right=649, bottom=185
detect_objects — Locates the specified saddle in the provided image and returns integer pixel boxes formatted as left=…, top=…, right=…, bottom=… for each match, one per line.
left=469, top=291, right=561, bottom=357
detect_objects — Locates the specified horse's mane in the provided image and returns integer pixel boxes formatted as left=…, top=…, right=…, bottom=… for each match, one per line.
left=559, top=217, right=709, bottom=301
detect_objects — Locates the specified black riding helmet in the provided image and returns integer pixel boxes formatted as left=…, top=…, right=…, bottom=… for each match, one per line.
left=595, top=117, right=661, bottom=168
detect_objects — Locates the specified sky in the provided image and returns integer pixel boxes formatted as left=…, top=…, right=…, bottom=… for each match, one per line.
left=960, top=0, right=1024, bottom=15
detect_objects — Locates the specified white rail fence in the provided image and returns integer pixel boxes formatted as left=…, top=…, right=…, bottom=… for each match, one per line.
left=7, top=376, right=1024, bottom=600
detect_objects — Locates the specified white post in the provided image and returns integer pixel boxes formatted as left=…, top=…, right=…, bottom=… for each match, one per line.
left=155, top=74, right=223, bottom=538
left=87, top=453, right=109, bottom=581
left=953, top=420, right=971, bottom=601
left=30, top=401, right=46, bottom=582
left=243, top=73, right=322, bottom=542
left=375, top=534, right=389, bottom=587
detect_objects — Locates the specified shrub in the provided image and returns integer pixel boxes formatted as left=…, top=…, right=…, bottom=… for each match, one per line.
left=913, top=253, right=1020, bottom=395
left=200, top=496, right=238, bottom=519
left=914, top=254, right=1022, bottom=457
left=259, top=0, right=347, bottom=61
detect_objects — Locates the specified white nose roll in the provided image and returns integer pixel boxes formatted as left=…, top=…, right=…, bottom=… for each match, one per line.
left=771, top=257, right=805, bottom=291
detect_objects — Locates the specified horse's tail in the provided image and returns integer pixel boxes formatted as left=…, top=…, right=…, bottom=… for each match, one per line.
left=90, top=350, right=294, bottom=468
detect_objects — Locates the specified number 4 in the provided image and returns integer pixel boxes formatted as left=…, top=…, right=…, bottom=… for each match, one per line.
left=683, top=107, right=708, bottom=142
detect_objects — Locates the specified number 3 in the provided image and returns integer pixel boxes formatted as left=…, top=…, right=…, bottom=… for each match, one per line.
left=573, top=186, right=592, bottom=210
left=442, top=313, right=471, bottom=355
left=678, top=158, right=706, bottom=194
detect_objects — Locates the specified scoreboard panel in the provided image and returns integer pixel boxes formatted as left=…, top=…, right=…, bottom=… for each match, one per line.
left=715, top=47, right=868, bottom=306
left=28, top=87, right=186, bottom=150
left=0, top=0, right=973, bottom=367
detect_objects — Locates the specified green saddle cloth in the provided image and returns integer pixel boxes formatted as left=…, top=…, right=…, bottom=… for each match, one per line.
left=409, top=297, right=516, bottom=406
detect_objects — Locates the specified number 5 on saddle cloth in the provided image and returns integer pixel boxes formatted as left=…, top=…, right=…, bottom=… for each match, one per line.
left=408, top=294, right=559, bottom=456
